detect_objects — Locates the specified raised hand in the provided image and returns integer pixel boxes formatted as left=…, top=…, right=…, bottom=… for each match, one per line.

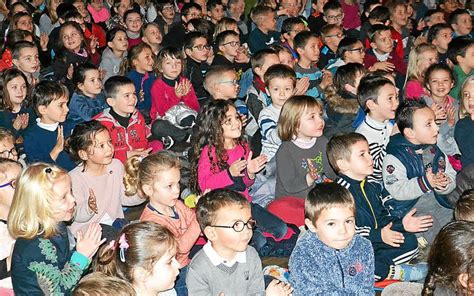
left=246, top=151, right=267, bottom=176
left=40, top=33, right=49, bottom=51
left=50, top=125, right=64, bottom=161
left=319, top=70, right=333, bottom=90
left=446, top=105, right=456, bottom=127
left=402, top=208, right=433, bottom=233
left=381, top=222, right=404, bottom=247
left=229, top=158, right=247, bottom=177
left=126, top=147, right=153, bottom=159
left=295, top=76, right=310, bottom=95
left=76, top=223, right=106, bottom=259
left=372, top=61, right=395, bottom=72
left=431, top=103, right=446, bottom=121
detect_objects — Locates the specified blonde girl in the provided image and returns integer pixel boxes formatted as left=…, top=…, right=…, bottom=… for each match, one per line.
left=404, top=43, right=438, bottom=101
left=8, top=163, right=105, bottom=295
left=125, top=151, right=201, bottom=295
left=39, top=0, right=62, bottom=35
left=67, top=121, right=145, bottom=238
left=96, top=221, right=180, bottom=296
left=455, top=75, right=474, bottom=168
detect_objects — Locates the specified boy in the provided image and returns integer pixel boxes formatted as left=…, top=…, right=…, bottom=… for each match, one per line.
left=184, top=32, right=211, bottom=105
left=23, top=81, right=75, bottom=171
left=383, top=100, right=455, bottom=244
left=447, top=37, right=474, bottom=100
left=328, top=133, right=431, bottom=282
left=307, top=0, right=329, bottom=34
left=248, top=5, right=279, bottom=54
left=323, top=1, right=344, bottom=28
left=204, top=66, right=240, bottom=101
left=12, top=41, right=40, bottom=85
left=93, top=76, right=151, bottom=163
left=294, top=31, right=332, bottom=100
left=207, top=0, right=225, bottom=24
left=281, top=17, right=307, bottom=60
left=289, top=182, right=374, bottom=294
left=162, top=3, right=202, bottom=48
left=276, top=0, right=300, bottom=31
left=326, top=37, right=365, bottom=74
left=318, top=24, right=344, bottom=69
left=187, top=189, right=291, bottom=295
left=212, top=30, right=250, bottom=79
left=428, top=23, right=453, bottom=64
left=355, top=75, right=399, bottom=183
left=259, top=64, right=296, bottom=161
left=448, top=9, right=473, bottom=38
left=454, top=190, right=474, bottom=221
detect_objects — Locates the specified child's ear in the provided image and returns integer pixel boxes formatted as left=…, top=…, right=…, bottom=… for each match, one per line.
left=366, top=99, right=377, bottom=111
left=403, top=127, right=416, bottom=139
left=336, top=158, right=349, bottom=173
left=296, top=47, right=304, bottom=56
left=344, top=83, right=356, bottom=94
left=203, top=225, right=217, bottom=241
left=141, top=183, right=154, bottom=198
left=370, top=41, right=378, bottom=50
left=254, top=66, right=264, bottom=78
left=323, top=15, right=327, bottom=22
left=304, top=218, right=317, bottom=232
left=37, top=104, right=48, bottom=117
left=458, top=273, right=469, bottom=289
left=184, top=47, right=193, bottom=57
left=142, top=36, right=149, bottom=44
left=133, top=266, right=149, bottom=283
left=106, top=97, right=115, bottom=107
left=78, top=149, right=89, bottom=161
left=218, top=44, right=225, bottom=53
left=12, top=58, right=19, bottom=67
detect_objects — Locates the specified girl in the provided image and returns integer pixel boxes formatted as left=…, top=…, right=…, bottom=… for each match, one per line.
left=422, top=63, right=460, bottom=167
left=142, top=22, right=162, bottom=56
left=422, top=221, right=474, bottom=295
left=68, top=63, right=108, bottom=126
left=67, top=121, right=146, bottom=238
left=190, top=100, right=295, bottom=256
left=122, top=43, right=157, bottom=123
left=100, top=27, right=129, bottom=82
left=87, top=0, right=110, bottom=24
left=96, top=221, right=180, bottom=296
left=107, top=0, right=133, bottom=30
left=455, top=75, right=474, bottom=168
left=124, top=10, right=143, bottom=49
left=0, top=128, right=19, bottom=162
left=39, top=0, right=62, bottom=35
left=8, top=163, right=105, bottom=295
left=0, top=69, right=35, bottom=139
left=53, top=21, right=100, bottom=89
left=150, top=47, right=200, bottom=148
left=404, top=43, right=438, bottom=101
left=125, top=151, right=202, bottom=295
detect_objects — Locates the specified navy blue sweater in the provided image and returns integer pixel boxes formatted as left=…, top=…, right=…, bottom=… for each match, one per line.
left=0, top=106, right=36, bottom=138
left=455, top=117, right=474, bottom=168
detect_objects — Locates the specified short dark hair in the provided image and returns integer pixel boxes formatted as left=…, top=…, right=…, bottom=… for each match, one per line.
left=104, top=76, right=134, bottom=99
left=448, top=8, right=470, bottom=25
left=424, top=63, right=455, bottom=88
left=323, top=0, right=342, bottom=14
left=455, top=189, right=474, bottom=221
left=427, top=23, right=452, bottom=43
left=264, top=64, right=297, bottom=86
left=294, top=31, right=318, bottom=51
left=72, top=63, right=99, bottom=91
left=334, top=63, right=366, bottom=91
left=215, top=30, right=239, bottom=47
left=281, top=17, right=306, bottom=35
left=395, top=99, right=429, bottom=136
left=196, top=189, right=250, bottom=231
left=106, top=27, right=127, bottom=44
left=123, top=9, right=141, bottom=23
left=447, top=37, right=474, bottom=65
left=321, top=24, right=342, bottom=38
left=305, top=182, right=355, bottom=224
left=207, top=0, right=223, bottom=11
left=184, top=31, right=208, bottom=49
left=327, top=132, right=368, bottom=173
left=368, top=24, right=391, bottom=42
left=182, top=2, right=202, bottom=15
left=368, top=6, right=390, bottom=23
left=31, top=81, right=69, bottom=115
left=251, top=48, right=277, bottom=69
left=357, top=75, right=394, bottom=112
left=12, top=40, right=36, bottom=60
left=337, top=37, right=361, bottom=58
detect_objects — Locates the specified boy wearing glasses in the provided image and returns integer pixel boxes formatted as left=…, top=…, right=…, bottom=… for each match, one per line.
left=318, top=24, right=344, bottom=69
left=212, top=30, right=250, bottom=78
left=187, top=189, right=293, bottom=296
left=184, top=32, right=211, bottom=105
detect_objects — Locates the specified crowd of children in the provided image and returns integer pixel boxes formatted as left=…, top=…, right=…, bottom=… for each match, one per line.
left=0, top=0, right=474, bottom=295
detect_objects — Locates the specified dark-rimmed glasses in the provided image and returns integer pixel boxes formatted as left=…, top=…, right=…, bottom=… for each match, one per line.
left=211, top=218, right=257, bottom=232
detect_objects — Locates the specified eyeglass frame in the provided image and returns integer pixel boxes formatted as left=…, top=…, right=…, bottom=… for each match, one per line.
left=191, top=44, right=211, bottom=51
left=326, top=13, right=344, bottom=21
left=222, top=41, right=241, bottom=47
left=0, top=147, right=18, bottom=159
left=210, top=218, right=257, bottom=232
left=0, top=179, right=16, bottom=189
left=217, top=79, right=239, bottom=85
left=346, top=47, right=364, bottom=53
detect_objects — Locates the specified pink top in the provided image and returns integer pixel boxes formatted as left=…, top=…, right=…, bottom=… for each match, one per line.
left=197, top=144, right=255, bottom=201
left=87, top=4, right=110, bottom=23
left=405, top=80, right=426, bottom=101
left=341, top=0, right=361, bottom=29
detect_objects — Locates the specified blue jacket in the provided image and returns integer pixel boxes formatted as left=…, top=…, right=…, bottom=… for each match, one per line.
left=0, top=106, right=36, bottom=138
left=289, top=231, right=374, bottom=295
left=126, top=70, right=156, bottom=113
left=67, top=92, right=108, bottom=126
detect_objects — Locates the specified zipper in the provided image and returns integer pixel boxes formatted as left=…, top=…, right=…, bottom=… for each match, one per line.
left=336, top=252, right=345, bottom=289
left=360, top=179, right=378, bottom=229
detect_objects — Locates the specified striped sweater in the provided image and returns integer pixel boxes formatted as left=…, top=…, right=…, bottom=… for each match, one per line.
left=258, top=104, right=281, bottom=160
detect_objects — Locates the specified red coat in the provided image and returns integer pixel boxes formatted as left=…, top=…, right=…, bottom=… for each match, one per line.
left=364, top=48, right=407, bottom=76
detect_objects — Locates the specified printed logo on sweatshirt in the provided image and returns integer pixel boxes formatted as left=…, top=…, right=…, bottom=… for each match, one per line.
left=348, top=262, right=364, bottom=276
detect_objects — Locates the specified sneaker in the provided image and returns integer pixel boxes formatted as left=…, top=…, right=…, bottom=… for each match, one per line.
left=400, top=263, right=428, bottom=282
left=161, top=136, right=174, bottom=149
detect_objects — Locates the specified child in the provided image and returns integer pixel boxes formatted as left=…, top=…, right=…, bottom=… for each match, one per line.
left=324, top=63, right=365, bottom=138
left=289, top=182, right=374, bottom=294
left=142, top=22, right=162, bottom=56
left=427, top=24, right=453, bottom=65
left=422, top=221, right=474, bottom=295
left=68, top=63, right=108, bottom=126
left=207, top=0, right=225, bottom=24
left=383, top=100, right=455, bottom=244
left=88, top=0, right=110, bottom=24
left=326, top=37, right=365, bottom=75
left=126, top=151, right=201, bottom=294
left=455, top=76, right=474, bottom=168
left=275, top=95, right=336, bottom=199
left=0, top=129, right=19, bottom=162
left=248, top=5, right=279, bottom=54
left=328, top=133, right=432, bottom=282
left=386, top=0, right=411, bottom=60
left=124, top=9, right=144, bottom=50
left=93, top=76, right=152, bottom=163
left=294, top=31, right=332, bottom=100
left=203, top=65, right=240, bottom=100
left=24, top=80, right=75, bottom=170
left=150, top=47, right=200, bottom=149
left=212, top=30, right=251, bottom=78
left=8, top=163, right=105, bottom=295
left=73, top=272, right=136, bottom=296
left=270, top=44, right=296, bottom=68
left=318, top=24, right=344, bottom=69
left=449, top=9, right=473, bottom=38
left=187, top=189, right=293, bottom=296
left=107, top=0, right=132, bottom=30
left=184, top=32, right=211, bottom=105
left=323, top=1, right=345, bottom=28
left=162, top=3, right=203, bottom=49
left=11, top=41, right=40, bottom=85
left=281, top=17, right=307, bottom=60
left=96, top=221, right=181, bottom=296
left=455, top=190, right=474, bottom=221
left=0, top=69, right=35, bottom=140
left=100, top=27, right=129, bottom=82
left=68, top=121, right=146, bottom=237
left=447, top=37, right=474, bottom=100
left=307, top=0, right=328, bottom=34
left=404, top=43, right=438, bottom=101
left=122, top=43, right=157, bottom=123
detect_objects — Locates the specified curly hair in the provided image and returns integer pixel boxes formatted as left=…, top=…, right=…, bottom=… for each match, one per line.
left=189, top=100, right=247, bottom=194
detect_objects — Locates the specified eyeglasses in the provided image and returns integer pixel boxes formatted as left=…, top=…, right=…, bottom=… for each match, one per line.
left=325, top=32, right=344, bottom=38
left=347, top=47, right=364, bottom=53
left=0, top=179, right=16, bottom=190
left=186, top=13, right=202, bottom=18
left=222, top=41, right=241, bottom=47
left=192, top=44, right=211, bottom=51
left=211, top=218, right=257, bottom=232
left=0, top=147, right=18, bottom=159
left=217, top=79, right=238, bottom=85
left=162, top=5, right=174, bottom=11
left=326, top=14, right=344, bottom=21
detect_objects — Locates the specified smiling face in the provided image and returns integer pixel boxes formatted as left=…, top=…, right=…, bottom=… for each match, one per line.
left=6, top=75, right=27, bottom=108
left=371, top=29, right=393, bottom=54
left=368, top=83, right=399, bottom=122
left=427, top=69, right=453, bottom=102
left=125, top=12, right=143, bottom=33
left=50, top=174, right=76, bottom=223
left=418, top=50, right=439, bottom=76
left=61, top=25, right=83, bottom=52
left=107, top=83, right=137, bottom=117
left=133, top=47, right=154, bottom=73
left=266, top=77, right=295, bottom=108
left=390, top=4, right=408, bottom=28
left=222, top=106, right=242, bottom=142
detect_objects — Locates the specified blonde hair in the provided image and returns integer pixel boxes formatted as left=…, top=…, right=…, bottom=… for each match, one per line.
left=278, top=95, right=323, bottom=141
left=459, top=75, right=474, bottom=119
left=213, top=17, right=238, bottom=40
left=124, top=150, right=181, bottom=197
left=8, top=163, right=69, bottom=239
left=405, top=43, right=437, bottom=84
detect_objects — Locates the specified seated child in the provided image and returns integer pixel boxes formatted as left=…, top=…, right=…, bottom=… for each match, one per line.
left=289, top=182, right=375, bottom=294
left=248, top=5, right=280, bottom=54
left=124, top=9, right=143, bottom=50
left=141, top=23, right=162, bottom=56
left=281, top=17, right=307, bottom=60
left=427, top=24, right=452, bottom=65
left=294, top=31, right=332, bottom=100
left=187, top=189, right=293, bottom=296
left=455, top=75, right=474, bottom=167
left=207, top=0, right=225, bottom=25
left=24, top=81, right=75, bottom=170
left=326, top=36, right=366, bottom=74
left=93, top=76, right=152, bottom=163
left=355, top=75, right=399, bottom=183
left=318, top=24, right=344, bottom=69
left=307, top=0, right=327, bottom=34
left=184, top=32, right=211, bottom=105
left=100, top=28, right=129, bottom=82
left=383, top=100, right=455, bottom=244
left=328, top=133, right=431, bottom=282
left=448, top=9, right=473, bottom=38
left=404, top=43, right=438, bottom=101
left=203, top=65, right=241, bottom=101
left=11, top=41, right=40, bottom=85
left=211, top=30, right=251, bottom=78
left=447, top=37, right=474, bottom=100
left=454, top=189, right=474, bottom=221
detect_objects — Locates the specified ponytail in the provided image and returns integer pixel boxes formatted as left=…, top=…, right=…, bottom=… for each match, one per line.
left=123, top=155, right=142, bottom=196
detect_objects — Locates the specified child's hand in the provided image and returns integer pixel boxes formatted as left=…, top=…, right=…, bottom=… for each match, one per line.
left=50, top=125, right=64, bottom=161
left=181, top=79, right=192, bottom=97
left=40, top=33, right=49, bottom=51
left=246, top=151, right=267, bottom=177
left=88, top=188, right=99, bottom=214
left=266, top=280, right=294, bottom=296
left=381, top=222, right=404, bottom=247
left=90, top=35, right=98, bottom=54
left=402, top=208, right=433, bottom=233
left=295, top=77, right=310, bottom=95
left=126, top=147, right=152, bottom=159
left=76, top=223, right=106, bottom=259
left=12, top=115, right=23, bottom=131
left=276, top=7, right=289, bottom=16
left=174, top=81, right=188, bottom=97
left=371, top=61, right=395, bottom=72
left=433, top=172, right=451, bottom=191
left=319, top=70, right=332, bottom=90
left=446, top=105, right=456, bottom=127
left=98, top=67, right=106, bottom=81
left=20, top=113, right=29, bottom=129
left=431, top=103, right=446, bottom=121
left=67, top=64, right=75, bottom=80
left=229, top=158, right=247, bottom=177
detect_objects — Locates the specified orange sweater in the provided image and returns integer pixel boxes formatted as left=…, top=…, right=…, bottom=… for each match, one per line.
left=139, top=200, right=201, bottom=266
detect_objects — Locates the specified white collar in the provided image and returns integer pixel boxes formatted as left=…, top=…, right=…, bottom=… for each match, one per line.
left=365, top=115, right=389, bottom=130
left=203, top=241, right=247, bottom=267
left=372, top=50, right=390, bottom=62
left=292, top=137, right=317, bottom=149
left=36, top=118, right=59, bottom=131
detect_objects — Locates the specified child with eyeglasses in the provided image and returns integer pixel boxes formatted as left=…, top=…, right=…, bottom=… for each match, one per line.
left=318, top=24, right=345, bottom=69
left=212, top=30, right=250, bottom=79
left=184, top=32, right=211, bottom=105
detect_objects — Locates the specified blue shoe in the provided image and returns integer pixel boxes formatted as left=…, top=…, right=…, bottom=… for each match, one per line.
left=400, top=263, right=428, bottom=282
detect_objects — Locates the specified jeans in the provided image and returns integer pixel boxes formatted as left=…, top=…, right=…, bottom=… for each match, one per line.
left=250, top=203, right=288, bottom=252
left=175, top=265, right=188, bottom=296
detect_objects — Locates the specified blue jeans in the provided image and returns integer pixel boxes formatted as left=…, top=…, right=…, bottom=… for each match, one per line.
left=175, top=265, right=188, bottom=296
left=250, top=203, right=288, bottom=251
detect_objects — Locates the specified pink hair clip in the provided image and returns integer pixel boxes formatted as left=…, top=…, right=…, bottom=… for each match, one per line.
left=119, top=234, right=129, bottom=262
